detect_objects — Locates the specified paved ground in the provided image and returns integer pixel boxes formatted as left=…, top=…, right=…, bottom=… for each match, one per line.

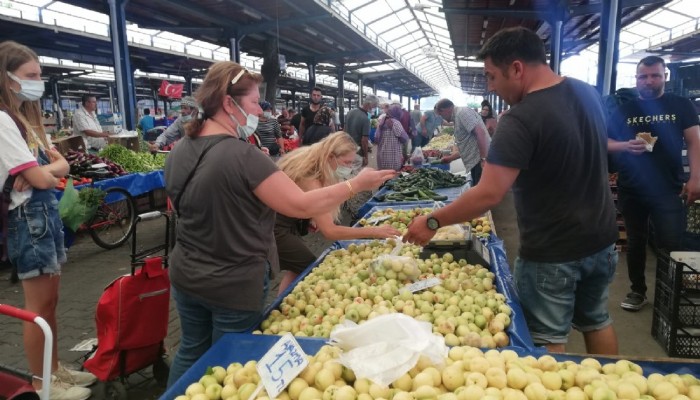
left=0, top=153, right=686, bottom=399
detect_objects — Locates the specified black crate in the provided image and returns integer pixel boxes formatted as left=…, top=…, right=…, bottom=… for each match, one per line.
left=655, top=252, right=700, bottom=293
left=652, top=309, right=700, bottom=358
left=654, top=281, right=700, bottom=327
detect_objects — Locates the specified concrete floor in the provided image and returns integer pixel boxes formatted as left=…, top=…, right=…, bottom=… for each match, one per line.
left=0, top=155, right=682, bottom=399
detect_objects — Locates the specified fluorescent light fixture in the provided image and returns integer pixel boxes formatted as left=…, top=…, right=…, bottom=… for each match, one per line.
left=242, top=8, right=263, bottom=20
left=55, top=41, right=80, bottom=49
left=304, top=27, right=319, bottom=36
left=323, top=37, right=334, bottom=45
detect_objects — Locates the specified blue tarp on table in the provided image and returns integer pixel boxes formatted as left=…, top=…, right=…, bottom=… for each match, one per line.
left=358, top=182, right=469, bottom=217
left=53, top=170, right=165, bottom=202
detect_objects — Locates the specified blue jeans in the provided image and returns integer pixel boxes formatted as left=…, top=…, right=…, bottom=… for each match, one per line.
left=617, top=191, right=685, bottom=296
left=7, top=191, right=66, bottom=279
left=166, top=265, right=270, bottom=388
left=513, top=244, right=618, bottom=345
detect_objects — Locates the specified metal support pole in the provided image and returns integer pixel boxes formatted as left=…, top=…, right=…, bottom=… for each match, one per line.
left=597, top=0, right=620, bottom=95
left=50, top=78, right=61, bottom=130
left=358, top=75, right=363, bottom=102
left=184, top=75, right=193, bottom=95
left=107, top=0, right=136, bottom=130
left=550, top=19, right=563, bottom=74
left=230, top=36, right=241, bottom=63
left=308, top=61, right=316, bottom=93
left=108, top=85, right=115, bottom=113
left=337, top=63, right=345, bottom=127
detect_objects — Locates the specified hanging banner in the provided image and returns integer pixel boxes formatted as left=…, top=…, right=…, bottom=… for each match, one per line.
left=158, top=80, right=184, bottom=99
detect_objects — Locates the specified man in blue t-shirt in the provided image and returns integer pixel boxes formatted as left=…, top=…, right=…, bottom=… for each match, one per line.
left=138, top=108, right=155, bottom=136
left=608, top=55, right=700, bottom=312
left=404, top=27, right=619, bottom=355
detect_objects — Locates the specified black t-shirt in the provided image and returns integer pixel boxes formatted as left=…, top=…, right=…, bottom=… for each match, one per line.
left=607, top=94, right=698, bottom=195
left=290, top=113, right=302, bottom=132
left=301, top=106, right=319, bottom=131
left=489, top=78, right=618, bottom=262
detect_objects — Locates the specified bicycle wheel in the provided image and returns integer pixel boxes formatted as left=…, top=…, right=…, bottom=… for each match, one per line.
left=88, top=187, right=136, bottom=249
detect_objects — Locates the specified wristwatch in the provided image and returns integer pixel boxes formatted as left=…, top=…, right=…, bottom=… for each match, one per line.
left=426, top=215, right=440, bottom=230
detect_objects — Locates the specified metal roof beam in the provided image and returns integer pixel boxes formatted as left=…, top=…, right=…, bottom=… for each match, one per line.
left=136, top=26, right=224, bottom=36
left=35, top=47, right=113, bottom=66
left=569, top=0, right=671, bottom=18
left=161, top=0, right=234, bottom=27
left=238, top=14, right=332, bottom=35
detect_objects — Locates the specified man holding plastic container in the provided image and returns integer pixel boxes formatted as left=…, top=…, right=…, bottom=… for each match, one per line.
left=404, top=27, right=619, bottom=355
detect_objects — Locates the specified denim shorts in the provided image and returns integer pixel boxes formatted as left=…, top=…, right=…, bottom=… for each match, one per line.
left=513, top=244, right=618, bottom=344
left=7, top=198, right=66, bottom=280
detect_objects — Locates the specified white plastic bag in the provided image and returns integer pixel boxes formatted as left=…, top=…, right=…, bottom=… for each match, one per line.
left=369, top=238, right=419, bottom=281
left=410, top=146, right=425, bottom=166
left=329, top=314, right=447, bottom=387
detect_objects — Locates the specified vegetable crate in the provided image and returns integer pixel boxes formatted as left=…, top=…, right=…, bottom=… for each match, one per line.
left=652, top=251, right=700, bottom=357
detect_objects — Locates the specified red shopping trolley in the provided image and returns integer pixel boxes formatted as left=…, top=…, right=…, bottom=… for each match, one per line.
left=0, top=304, right=52, bottom=400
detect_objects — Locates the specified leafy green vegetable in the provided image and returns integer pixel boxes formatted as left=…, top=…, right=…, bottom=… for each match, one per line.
left=99, top=144, right=165, bottom=173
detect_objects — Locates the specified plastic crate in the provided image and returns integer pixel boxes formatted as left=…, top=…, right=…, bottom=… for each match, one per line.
left=654, top=281, right=700, bottom=327
left=651, top=309, right=700, bottom=358
left=656, top=251, right=700, bottom=293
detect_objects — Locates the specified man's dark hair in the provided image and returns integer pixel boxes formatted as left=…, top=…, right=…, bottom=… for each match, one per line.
left=477, top=27, right=547, bottom=69
left=434, top=99, right=454, bottom=111
left=81, top=94, right=96, bottom=106
left=144, top=108, right=151, bottom=115
left=311, top=86, right=322, bottom=94
left=637, top=55, right=665, bottom=69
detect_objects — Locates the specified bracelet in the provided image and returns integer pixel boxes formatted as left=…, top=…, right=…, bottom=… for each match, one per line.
left=345, top=180, right=355, bottom=197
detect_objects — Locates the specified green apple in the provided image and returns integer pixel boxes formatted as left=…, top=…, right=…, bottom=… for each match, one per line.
left=205, top=383, right=223, bottom=400
left=191, top=394, right=211, bottom=400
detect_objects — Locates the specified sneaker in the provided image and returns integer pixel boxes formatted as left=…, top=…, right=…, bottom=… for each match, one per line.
left=37, top=376, right=92, bottom=400
left=621, top=292, right=648, bottom=311
left=53, top=363, right=97, bottom=387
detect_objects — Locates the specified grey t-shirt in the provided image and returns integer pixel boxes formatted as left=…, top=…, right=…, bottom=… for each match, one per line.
left=488, top=78, right=618, bottom=262
left=165, top=134, right=280, bottom=311
left=345, top=107, right=370, bottom=148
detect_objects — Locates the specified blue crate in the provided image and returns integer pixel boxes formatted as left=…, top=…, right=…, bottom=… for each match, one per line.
left=161, top=333, right=327, bottom=399
left=262, top=237, right=535, bottom=352
left=162, top=330, right=700, bottom=398
left=358, top=183, right=469, bottom=217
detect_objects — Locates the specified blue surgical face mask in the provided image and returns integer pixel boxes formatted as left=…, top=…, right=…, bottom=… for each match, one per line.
left=230, top=98, right=258, bottom=139
left=335, top=165, right=353, bottom=180
left=7, top=72, right=44, bottom=102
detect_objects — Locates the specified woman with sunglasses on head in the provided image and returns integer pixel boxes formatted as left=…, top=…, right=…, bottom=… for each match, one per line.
left=0, top=41, right=96, bottom=400
left=275, top=132, right=401, bottom=293
left=164, top=61, right=396, bottom=387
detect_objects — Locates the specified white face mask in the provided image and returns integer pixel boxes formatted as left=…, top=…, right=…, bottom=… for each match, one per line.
left=181, top=114, right=192, bottom=123
left=230, top=99, right=258, bottom=139
left=7, top=72, right=44, bottom=102
left=263, top=111, right=272, bottom=118
left=335, top=165, right=353, bottom=180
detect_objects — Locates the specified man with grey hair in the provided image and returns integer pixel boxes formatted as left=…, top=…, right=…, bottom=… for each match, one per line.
left=149, top=96, right=198, bottom=151
left=345, top=94, right=378, bottom=167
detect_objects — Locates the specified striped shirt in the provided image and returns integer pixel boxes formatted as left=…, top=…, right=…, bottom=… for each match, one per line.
left=454, top=107, right=489, bottom=171
left=256, top=118, right=281, bottom=150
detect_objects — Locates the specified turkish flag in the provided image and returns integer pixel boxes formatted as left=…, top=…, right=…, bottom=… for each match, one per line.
left=158, top=80, right=184, bottom=99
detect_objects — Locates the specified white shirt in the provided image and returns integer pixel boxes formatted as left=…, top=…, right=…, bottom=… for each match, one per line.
left=73, top=106, right=106, bottom=150
left=0, top=112, right=39, bottom=209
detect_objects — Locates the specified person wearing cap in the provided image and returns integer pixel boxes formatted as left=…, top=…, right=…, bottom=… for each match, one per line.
left=148, top=96, right=198, bottom=151
left=257, top=100, right=284, bottom=156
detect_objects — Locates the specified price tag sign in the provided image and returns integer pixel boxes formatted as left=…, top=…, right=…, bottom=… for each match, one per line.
left=256, top=333, right=308, bottom=399
left=403, top=277, right=442, bottom=293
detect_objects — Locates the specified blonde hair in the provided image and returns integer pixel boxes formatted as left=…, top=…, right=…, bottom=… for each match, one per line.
left=0, top=41, right=50, bottom=149
left=188, top=61, right=263, bottom=138
left=277, top=132, right=357, bottom=221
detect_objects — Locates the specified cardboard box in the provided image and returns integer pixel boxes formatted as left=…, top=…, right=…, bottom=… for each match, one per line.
left=106, top=136, right=140, bottom=152
left=52, top=135, right=86, bottom=155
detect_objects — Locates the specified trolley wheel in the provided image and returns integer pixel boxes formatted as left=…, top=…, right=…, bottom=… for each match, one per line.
left=103, top=381, right=128, bottom=400
left=88, top=187, right=136, bottom=249
left=153, top=356, right=170, bottom=387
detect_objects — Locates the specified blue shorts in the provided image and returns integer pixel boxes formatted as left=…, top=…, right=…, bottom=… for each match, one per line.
left=7, top=197, right=66, bottom=280
left=513, top=244, right=618, bottom=345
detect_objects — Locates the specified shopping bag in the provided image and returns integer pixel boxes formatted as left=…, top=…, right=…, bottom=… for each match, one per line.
left=58, top=179, right=100, bottom=232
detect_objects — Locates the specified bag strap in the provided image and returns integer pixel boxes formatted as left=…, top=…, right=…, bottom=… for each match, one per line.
left=174, top=135, right=232, bottom=217
left=0, top=105, right=28, bottom=262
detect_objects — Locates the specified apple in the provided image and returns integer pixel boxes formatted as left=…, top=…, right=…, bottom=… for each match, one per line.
left=591, top=386, right=617, bottom=400
left=191, top=394, right=211, bottom=400
left=414, top=385, right=438, bottom=400
left=442, top=365, right=465, bottom=391
left=506, top=367, right=528, bottom=390
left=298, top=387, right=322, bottom=400
left=392, top=373, right=413, bottom=392
left=205, top=383, right=223, bottom=400
left=541, top=371, right=562, bottom=391
left=187, top=382, right=207, bottom=397
left=652, top=381, right=680, bottom=400
left=220, top=384, right=237, bottom=400
left=565, top=387, right=586, bottom=400
left=314, top=368, right=336, bottom=391
left=237, top=382, right=257, bottom=400
left=456, top=384, right=484, bottom=400
left=288, top=377, right=309, bottom=400
left=523, top=382, right=547, bottom=400
left=485, top=367, right=507, bottom=389
left=200, top=374, right=219, bottom=388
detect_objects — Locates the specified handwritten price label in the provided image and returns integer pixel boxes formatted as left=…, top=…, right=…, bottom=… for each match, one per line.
left=403, top=277, right=442, bottom=293
left=256, top=333, right=308, bottom=399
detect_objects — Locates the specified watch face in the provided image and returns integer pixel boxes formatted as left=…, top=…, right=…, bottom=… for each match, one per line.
left=427, top=217, right=439, bottom=230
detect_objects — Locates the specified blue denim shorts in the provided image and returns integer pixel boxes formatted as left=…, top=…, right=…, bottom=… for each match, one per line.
left=7, top=198, right=66, bottom=280
left=513, top=244, right=618, bottom=344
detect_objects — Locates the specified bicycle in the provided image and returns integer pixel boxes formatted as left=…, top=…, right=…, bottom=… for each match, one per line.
left=85, top=186, right=137, bottom=250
